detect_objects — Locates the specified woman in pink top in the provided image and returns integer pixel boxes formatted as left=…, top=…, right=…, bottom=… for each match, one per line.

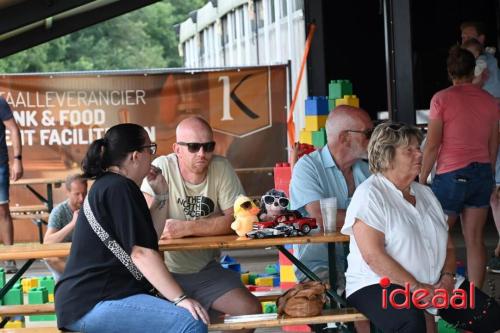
left=420, top=46, right=498, bottom=287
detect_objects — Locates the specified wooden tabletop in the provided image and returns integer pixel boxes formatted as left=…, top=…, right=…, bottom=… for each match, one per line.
left=158, top=232, right=348, bottom=251
left=0, top=232, right=348, bottom=261
left=10, top=177, right=65, bottom=186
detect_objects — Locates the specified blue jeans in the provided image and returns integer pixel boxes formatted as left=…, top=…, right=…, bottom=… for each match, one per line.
left=432, top=162, right=494, bottom=215
left=0, top=163, right=9, bottom=204
left=65, top=294, right=208, bottom=333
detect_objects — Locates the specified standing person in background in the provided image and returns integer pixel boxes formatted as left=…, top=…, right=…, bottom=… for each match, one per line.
left=420, top=46, right=498, bottom=287
left=460, top=21, right=500, bottom=100
left=0, top=97, right=23, bottom=273
left=43, top=174, right=87, bottom=280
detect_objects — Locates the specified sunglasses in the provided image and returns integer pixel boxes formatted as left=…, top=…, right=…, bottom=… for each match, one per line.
left=346, top=128, right=373, bottom=139
left=177, top=141, right=216, bottom=153
left=263, top=195, right=289, bottom=208
left=139, top=143, right=157, bottom=155
left=240, top=199, right=260, bottom=209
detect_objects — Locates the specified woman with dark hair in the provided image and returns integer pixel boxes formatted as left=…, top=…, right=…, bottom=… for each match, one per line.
left=420, top=46, right=499, bottom=287
left=55, top=124, right=208, bottom=333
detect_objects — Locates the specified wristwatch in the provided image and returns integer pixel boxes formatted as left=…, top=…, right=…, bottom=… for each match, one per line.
left=13, top=155, right=22, bottom=160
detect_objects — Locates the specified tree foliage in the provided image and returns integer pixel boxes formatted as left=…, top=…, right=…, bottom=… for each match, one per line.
left=0, top=0, right=204, bottom=73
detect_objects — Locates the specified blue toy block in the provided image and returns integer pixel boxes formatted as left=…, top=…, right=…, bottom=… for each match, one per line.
left=329, top=80, right=353, bottom=100
left=273, top=276, right=280, bottom=287
left=305, top=96, right=329, bottom=116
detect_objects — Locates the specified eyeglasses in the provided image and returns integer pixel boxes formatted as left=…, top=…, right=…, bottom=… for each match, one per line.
left=262, top=195, right=289, bottom=208
left=139, top=143, right=157, bottom=155
left=346, top=128, right=373, bottom=139
left=177, top=141, right=216, bottom=153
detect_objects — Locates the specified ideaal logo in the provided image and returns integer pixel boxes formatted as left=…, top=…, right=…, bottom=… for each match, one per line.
left=380, top=277, right=475, bottom=310
left=177, top=196, right=215, bottom=218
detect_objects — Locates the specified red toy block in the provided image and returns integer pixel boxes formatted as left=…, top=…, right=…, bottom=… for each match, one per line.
left=279, top=251, right=294, bottom=266
left=283, top=325, right=312, bottom=332
left=274, top=163, right=291, bottom=197
left=280, top=281, right=297, bottom=290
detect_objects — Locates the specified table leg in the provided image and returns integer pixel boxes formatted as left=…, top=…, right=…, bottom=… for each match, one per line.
left=0, top=259, right=35, bottom=299
left=47, top=184, right=53, bottom=212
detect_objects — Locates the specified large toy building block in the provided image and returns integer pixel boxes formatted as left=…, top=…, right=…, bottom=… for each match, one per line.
left=0, top=268, right=5, bottom=288
left=299, top=130, right=313, bottom=145
left=261, top=301, right=277, bottom=313
left=28, top=287, right=56, bottom=321
left=265, top=263, right=279, bottom=275
left=280, top=265, right=296, bottom=283
left=305, top=96, right=329, bottom=116
left=335, top=95, right=359, bottom=108
left=328, top=99, right=336, bottom=111
left=255, top=277, right=274, bottom=287
left=328, top=80, right=353, bottom=100
left=312, top=128, right=327, bottom=148
left=3, top=283, right=23, bottom=305
left=21, top=277, right=39, bottom=293
left=220, top=255, right=241, bottom=273
left=274, top=163, right=291, bottom=197
left=305, top=115, right=327, bottom=132
left=39, top=276, right=55, bottom=295
left=4, top=320, right=25, bottom=328
left=241, top=273, right=250, bottom=285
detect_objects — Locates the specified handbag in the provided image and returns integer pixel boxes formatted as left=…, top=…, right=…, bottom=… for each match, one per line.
left=83, top=197, right=162, bottom=297
left=277, top=281, right=328, bottom=317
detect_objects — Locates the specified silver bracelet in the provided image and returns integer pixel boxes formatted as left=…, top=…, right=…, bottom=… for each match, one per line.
left=172, top=293, right=188, bottom=306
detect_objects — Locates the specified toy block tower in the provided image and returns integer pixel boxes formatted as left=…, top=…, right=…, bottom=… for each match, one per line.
left=300, top=96, right=329, bottom=147
left=274, top=162, right=291, bottom=197
left=328, top=79, right=353, bottom=108
left=39, top=276, right=55, bottom=303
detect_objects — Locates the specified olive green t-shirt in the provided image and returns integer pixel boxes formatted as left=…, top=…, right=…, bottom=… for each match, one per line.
left=141, top=153, right=244, bottom=273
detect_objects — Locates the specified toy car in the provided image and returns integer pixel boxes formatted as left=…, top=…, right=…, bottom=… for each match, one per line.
left=246, top=224, right=297, bottom=239
left=272, top=212, right=317, bottom=235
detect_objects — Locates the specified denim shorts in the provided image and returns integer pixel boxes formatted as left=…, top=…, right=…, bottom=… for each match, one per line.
left=432, top=162, right=494, bottom=215
left=0, top=163, right=9, bottom=204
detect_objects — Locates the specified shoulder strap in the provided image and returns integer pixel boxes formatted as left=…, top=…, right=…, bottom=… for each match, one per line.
left=83, top=197, right=144, bottom=281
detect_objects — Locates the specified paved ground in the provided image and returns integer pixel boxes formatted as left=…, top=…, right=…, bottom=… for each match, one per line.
left=5, top=219, right=500, bottom=332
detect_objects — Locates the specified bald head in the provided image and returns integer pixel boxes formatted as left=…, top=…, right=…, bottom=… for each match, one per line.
left=176, top=116, right=214, bottom=142
left=325, top=105, right=371, bottom=144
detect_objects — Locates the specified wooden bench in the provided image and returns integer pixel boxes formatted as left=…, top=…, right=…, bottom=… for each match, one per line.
left=0, top=233, right=362, bottom=330
left=208, top=308, right=367, bottom=331
left=10, top=205, right=50, bottom=244
left=0, top=304, right=55, bottom=316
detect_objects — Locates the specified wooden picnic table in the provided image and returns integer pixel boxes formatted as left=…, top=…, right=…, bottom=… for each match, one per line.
left=10, top=177, right=66, bottom=212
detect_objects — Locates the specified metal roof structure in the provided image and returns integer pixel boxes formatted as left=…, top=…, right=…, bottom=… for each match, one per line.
left=0, top=0, right=161, bottom=58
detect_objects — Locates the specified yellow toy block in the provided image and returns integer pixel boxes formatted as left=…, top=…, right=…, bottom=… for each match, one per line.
left=5, top=320, right=25, bottom=328
left=280, top=265, right=297, bottom=283
left=240, top=273, right=249, bottom=285
left=335, top=95, right=359, bottom=108
left=255, top=276, right=274, bottom=287
left=305, top=115, right=328, bottom=131
left=299, top=130, right=313, bottom=145
left=48, top=293, right=54, bottom=303
left=21, top=278, right=38, bottom=293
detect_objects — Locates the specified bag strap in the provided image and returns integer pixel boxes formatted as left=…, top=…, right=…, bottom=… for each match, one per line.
left=83, top=197, right=144, bottom=281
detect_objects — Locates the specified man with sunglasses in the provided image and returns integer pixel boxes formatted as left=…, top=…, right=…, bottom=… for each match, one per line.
left=141, top=116, right=261, bottom=327
left=290, top=105, right=372, bottom=331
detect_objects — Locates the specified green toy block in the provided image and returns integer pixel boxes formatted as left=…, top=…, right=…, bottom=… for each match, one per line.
left=30, top=313, right=57, bottom=321
left=0, top=267, right=5, bottom=288
left=312, top=128, right=327, bottom=148
left=264, top=264, right=278, bottom=275
left=28, top=287, right=48, bottom=304
left=248, top=273, right=259, bottom=285
left=262, top=302, right=277, bottom=313
left=437, top=318, right=459, bottom=333
left=328, top=80, right=353, bottom=100
left=38, top=276, right=55, bottom=294
left=3, top=283, right=23, bottom=305
left=328, top=99, right=336, bottom=111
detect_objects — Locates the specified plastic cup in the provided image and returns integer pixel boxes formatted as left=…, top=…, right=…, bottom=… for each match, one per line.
left=320, top=197, right=337, bottom=234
